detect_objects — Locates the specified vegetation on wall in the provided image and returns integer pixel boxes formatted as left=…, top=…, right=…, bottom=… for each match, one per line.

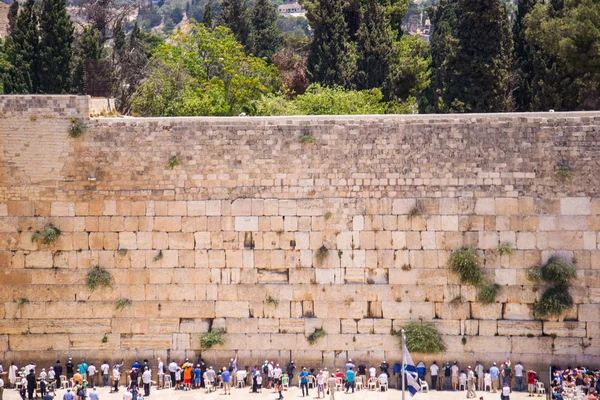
left=528, top=257, right=577, bottom=318
left=307, top=328, right=327, bottom=344
left=448, top=249, right=484, bottom=285
left=200, top=328, right=225, bottom=349
left=397, top=322, right=446, bottom=353
left=86, top=266, right=112, bottom=291
left=31, top=224, right=61, bottom=245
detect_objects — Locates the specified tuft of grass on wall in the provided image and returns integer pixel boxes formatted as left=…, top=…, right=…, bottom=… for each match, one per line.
left=168, top=156, right=181, bottom=169
left=115, top=298, right=132, bottom=311
left=200, top=329, right=225, bottom=349
left=69, top=120, right=87, bottom=138
left=299, top=135, right=316, bottom=144
left=86, top=266, right=112, bottom=291
left=31, top=224, right=61, bottom=245
left=307, top=328, right=327, bottom=344
left=448, top=249, right=484, bottom=285
left=478, top=284, right=500, bottom=304
left=497, top=242, right=514, bottom=256
left=535, top=286, right=573, bottom=318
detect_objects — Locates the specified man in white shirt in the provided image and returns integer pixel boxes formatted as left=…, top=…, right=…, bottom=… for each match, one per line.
left=467, top=366, right=476, bottom=398
left=48, top=367, right=56, bottom=381
left=514, top=361, right=524, bottom=392
left=88, top=364, right=97, bottom=387
left=475, top=362, right=484, bottom=391
left=142, top=367, right=152, bottom=397
left=267, top=362, right=274, bottom=389
left=273, top=364, right=282, bottom=380
left=236, top=368, right=247, bottom=387
left=122, top=388, right=133, bottom=400
left=111, top=365, right=121, bottom=393
left=101, top=362, right=110, bottom=387
left=429, top=361, right=439, bottom=390
left=501, top=383, right=511, bottom=400
left=168, top=361, right=178, bottom=388
left=156, top=358, right=164, bottom=389
left=369, top=366, right=376, bottom=379
left=451, top=362, right=459, bottom=391
left=40, top=369, right=47, bottom=380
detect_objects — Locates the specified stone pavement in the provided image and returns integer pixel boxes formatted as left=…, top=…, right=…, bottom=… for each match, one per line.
left=2, top=386, right=543, bottom=400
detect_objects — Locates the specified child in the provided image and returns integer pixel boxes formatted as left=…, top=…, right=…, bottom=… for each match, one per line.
left=175, top=367, right=182, bottom=390
left=256, top=372, right=263, bottom=393
left=194, top=365, right=201, bottom=389
left=276, top=378, right=283, bottom=400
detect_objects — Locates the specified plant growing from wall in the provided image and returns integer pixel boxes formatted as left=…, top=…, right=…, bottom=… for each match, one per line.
left=477, top=284, right=500, bottom=304
left=408, top=201, right=425, bottom=217
left=324, top=211, right=332, bottom=221
left=31, top=224, right=61, bottom=245
left=115, top=298, right=132, bottom=310
left=15, top=298, right=29, bottom=307
left=307, top=328, right=327, bottom=344
left=117, top=249, right=128, bottom=256
left=266, top=296, right=279, bottom=307
left=69, top=119, right=87, bottom=138
left=527, top=257, right=577, bottom=318
left=397, top=322, right=446, bottom=353
left=299, top=135, right=316, bottom=144
left=200, top=328, right=225, bottom=349
left=153, top=250, right=163, bottom=262
left=168, top=156, right=181, bottom=169
left=497, top=242, right=514, bottom=256
left=555, top=162, right=573, bottom=180
left=315, top=245, right=328, bottom=266
left=448, top=249, right=484, bottom=285
left=102, top=335, right=108, bottom=343
left=86, top=266, right=112, bottom=291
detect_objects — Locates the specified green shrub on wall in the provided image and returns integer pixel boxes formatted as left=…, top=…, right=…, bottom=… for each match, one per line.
left=528, top=257, right=577, bottom=318
left=397, top=322, right=446, bottom=353
left=448, top=249, right=484, bottom=285
left=200, top=329, right=225, bottom=349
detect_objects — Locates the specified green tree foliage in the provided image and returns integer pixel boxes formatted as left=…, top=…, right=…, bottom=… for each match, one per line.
left=276, top=16, right=310, bottom=37
left=424, top=0, right=513, bottom=113
left=355, top=0, right=392, bottom=90
left=1, top=36, right=30, bottom=94
left=39, top=0, right=75, bottom=94
left=305, top=0, right=356, bottom=87
left=221, top=0, right=251, bottom=47
left=512, top=0, right=537, bottom=111
left=12, top=0, right=41, bottom=93
left=525, top=0, right=600, bottom=110
left=8, top=1, right=19, bottom=35
left=255, top=83, right=415, bottom=115
left=72, top=25, right=103, bottom=94
left=381, top=0, right=409, bottom=38
left=249, top=0, right=282, bottom=59
left=131, top=24, right=278, bottom=116
left=384, top=35, right=431, bottom=103
left=203, top=0, right=215, bottom=28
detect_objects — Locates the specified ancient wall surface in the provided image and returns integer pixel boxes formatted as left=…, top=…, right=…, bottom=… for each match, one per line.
left=1, top=95, right=600, bottom=375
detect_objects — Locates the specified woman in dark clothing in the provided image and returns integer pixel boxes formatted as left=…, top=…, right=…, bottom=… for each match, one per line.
left=251, top=366, right=258, bottom=393
left=26, top=371, right=36, bottom=400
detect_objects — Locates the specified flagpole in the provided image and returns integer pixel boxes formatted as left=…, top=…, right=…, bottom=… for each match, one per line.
left=402, top=329, right=406, bottom=400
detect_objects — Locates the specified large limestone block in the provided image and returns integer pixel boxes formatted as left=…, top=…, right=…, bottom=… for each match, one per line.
left=258, top=318, right=279, bottom=333
left=25, top=251, right=53, bottom=268
left=51, top=202, right=75, bottom=216
left=561, top=197, right=592, bottom=215
left=297, top=199, right=323, bottom=216
left=147, top=318, right=180, bottom=334
left=10, top=334, right=70, bottom=351
left=497, top=320, right=542, bottom=336
left=279, top=319, right=305, bottom=334
left=510, top=337, right=553, bottom=354
left=471, top=303, right=502, bottom=320
left=231, top=199, right=252, bottom=216
left=389, top=269, right=448, bottom=285
left=436, top=302, right=470, bottom=320
left=28, top=319, right=111, bottom=334
left=475, top=198, right=495, bottom=215
left=543, top=321, right=587, bottom=338
left=392, top=199, right=416, bottom=215
left=235, top=216, right=259, bottom=231
left=121, top=334, right=172, bottom=350
left=69, top=334, right=120, bottom=350
left=503, top=303, right=534, bottom=320
left=153, top=217, right=182, bottom=232
left=382, top=301, right=434, bottom=320
left=215, top=301, right=250, bottom=318
left=168, top=232, right=194, bottom=249
left=179, top=319, right=210, bottom=334
left=578, top=304, right=600, bottom=322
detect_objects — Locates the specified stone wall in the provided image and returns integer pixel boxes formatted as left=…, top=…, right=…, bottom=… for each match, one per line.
left=1, top=95, right=600, bottom=378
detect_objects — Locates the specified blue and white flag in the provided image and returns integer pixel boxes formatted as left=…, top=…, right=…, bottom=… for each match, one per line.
left=402, top=331, right=421, bottom=397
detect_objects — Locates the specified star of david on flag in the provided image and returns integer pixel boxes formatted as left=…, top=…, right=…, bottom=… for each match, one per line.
left=402, top=330, right=421, bottom=397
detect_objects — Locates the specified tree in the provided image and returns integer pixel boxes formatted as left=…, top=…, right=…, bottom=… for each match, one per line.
left=131, top=24, right=279, bottom=116
left=203, top=0, right=215, bottom=27
left=305, top=0, right=356, bottom=87
left=8, top=1, right=19, bottom=35
left=355, top=0, right=393, bottom=90
left=1, top=37, right=30, bottom=94
left=39, top=0, right=75, bottom=93
left=512, top=0, right=537, bottom=111
left=77, top=0, right=136, bottom=43
left=221, top=0, right=251, bottom=47
left=384, top=34, right=430, bottom=103
left=249, top=0, right=282, bottom=59
left=72, top=25, right=103, bottom=93
left=424, top=0, right=513, bottom=113
left=12, top=0, right=41, bottom=93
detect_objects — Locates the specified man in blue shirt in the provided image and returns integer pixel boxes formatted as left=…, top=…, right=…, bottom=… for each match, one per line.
left=79, top=361, right=89, bottom=382
left=62, top=389, right=74, bottom=400
left=490, top=363, right=500, bottom=393
left=299, top=367, right=309, bottom=397
left=345, top=367, right=356, bottom=394
left=221, top=367, right=231, bottom=395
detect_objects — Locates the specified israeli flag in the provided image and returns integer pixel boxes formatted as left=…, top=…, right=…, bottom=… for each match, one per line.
left=402, top=331, right=421, bottom=397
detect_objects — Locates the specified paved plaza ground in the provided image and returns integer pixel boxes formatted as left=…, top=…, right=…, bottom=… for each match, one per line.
left=2, top=386, right=545, bottom=400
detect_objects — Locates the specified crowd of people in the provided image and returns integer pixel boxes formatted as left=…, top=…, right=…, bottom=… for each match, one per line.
left=550, top=366, right=600, bottom=400
left=2, top=355, right=598, bottom=400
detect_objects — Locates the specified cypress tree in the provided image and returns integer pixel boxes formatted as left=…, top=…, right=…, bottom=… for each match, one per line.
left=39, top=0, right=75, bottom=93
left=305, top=0, right=355, bottom=87
left=71, top=25, right=103, bottom=93
left=355, top=0, right=392, bottom=90
left=2, top=36, right=30, bottom=94
left=203, top=0, right=214, bottom=28
left=8, top=1, right=19, bottom=35
left=249, top=0, right=282, bottom=59
left=451, top=0, right=513, bottom=112
left=512, top=0, right=537, bottom=111
left=13, top=0, right=41, bottom=93
left=221, top=0, right=251, bottom=47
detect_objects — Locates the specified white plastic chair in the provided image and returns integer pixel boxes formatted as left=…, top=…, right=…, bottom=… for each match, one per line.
left=459, top=376, right=467, bottom=390
left=60, top=375, right=69, bottom=389
left=536, top=381, right=546, bottom=395
left=164, top=375, right=172, bottom=389
left=378, top=378, right=388, bottom=392
left=335, top=377, right=343, bottom=391
left=307, top=375, right=316, bottom=389
left=484, top=376, right=492, bottom=392
left=355, top=376, right=363, bottom=391
left=367, top=378, right=377, bottom=391
left=419, top=379, right=429, bottom=392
